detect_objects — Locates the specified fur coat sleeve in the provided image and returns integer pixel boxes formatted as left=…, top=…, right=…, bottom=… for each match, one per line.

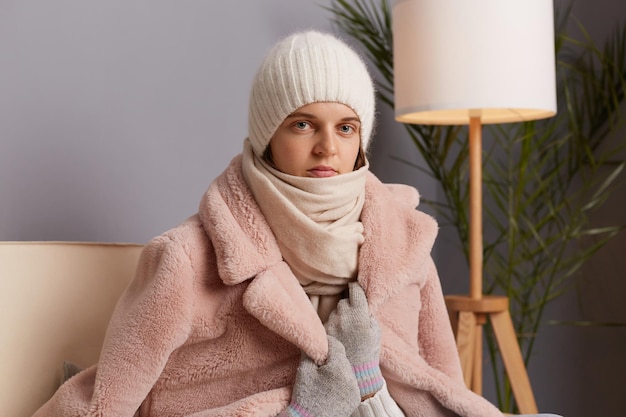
left=31, top=233, right=198, bottom=416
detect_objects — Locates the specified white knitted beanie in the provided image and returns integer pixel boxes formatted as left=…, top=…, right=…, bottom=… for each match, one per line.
left=248, top=31, right=376, bottom=157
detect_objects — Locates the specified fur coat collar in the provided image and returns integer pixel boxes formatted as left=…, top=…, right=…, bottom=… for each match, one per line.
left=198, top=154, right=437, bottom=363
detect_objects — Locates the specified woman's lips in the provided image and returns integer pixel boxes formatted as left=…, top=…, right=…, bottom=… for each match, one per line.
left=307, top=166, right=338, bottom=177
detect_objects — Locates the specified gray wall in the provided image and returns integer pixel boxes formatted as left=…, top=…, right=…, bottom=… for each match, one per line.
left=1, top=1, right=624, bottom=416
left=0, top=0, right=336, bottom=243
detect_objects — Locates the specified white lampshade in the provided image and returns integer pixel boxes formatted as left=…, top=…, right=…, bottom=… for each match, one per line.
left=392, top=0, right=557, bottom=125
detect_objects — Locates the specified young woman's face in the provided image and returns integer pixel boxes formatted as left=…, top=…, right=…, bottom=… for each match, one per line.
left=268, top=102, right=362, bottom=178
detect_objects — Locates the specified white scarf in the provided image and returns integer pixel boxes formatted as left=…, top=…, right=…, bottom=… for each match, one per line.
left=241, top=140, right=367, bottom=321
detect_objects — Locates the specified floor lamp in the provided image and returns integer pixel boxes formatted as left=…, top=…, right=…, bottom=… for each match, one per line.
left=392, top=0, right=557, bottom=413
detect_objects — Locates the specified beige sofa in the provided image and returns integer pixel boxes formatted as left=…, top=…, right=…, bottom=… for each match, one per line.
left=0, top=241, right=143, bottom=417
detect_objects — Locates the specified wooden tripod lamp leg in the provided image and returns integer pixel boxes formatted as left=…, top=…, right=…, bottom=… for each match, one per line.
left=490, top=310, right=538, bottom=414
left=472, top=320, right=483, bottom=395
left=456, top=310, right=477, bottom=387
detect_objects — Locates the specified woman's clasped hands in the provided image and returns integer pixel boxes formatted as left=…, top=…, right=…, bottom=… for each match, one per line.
left=279, top=282, right=383, bottom=417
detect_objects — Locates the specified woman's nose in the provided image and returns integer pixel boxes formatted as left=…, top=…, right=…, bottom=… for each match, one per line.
left=314, top=128, right=337, bottom=155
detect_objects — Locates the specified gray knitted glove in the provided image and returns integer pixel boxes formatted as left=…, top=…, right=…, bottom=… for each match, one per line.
left=278, top=335, right=360, bottom=417
left=325, top=282, right=384, bottom=400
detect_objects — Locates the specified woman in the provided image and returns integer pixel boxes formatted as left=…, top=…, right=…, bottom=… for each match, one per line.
left=34, top=31, right=545, bottom=417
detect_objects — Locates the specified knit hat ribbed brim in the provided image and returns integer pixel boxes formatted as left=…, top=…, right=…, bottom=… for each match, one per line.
left=248, top=31, right=376, bottom=157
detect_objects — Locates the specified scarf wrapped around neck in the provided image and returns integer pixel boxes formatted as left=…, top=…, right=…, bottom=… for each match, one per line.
left=241, top=139, right=367, bottom=321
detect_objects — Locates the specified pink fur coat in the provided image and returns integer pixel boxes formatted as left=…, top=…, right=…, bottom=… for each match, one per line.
left=32, top=155, right=503, bottom=417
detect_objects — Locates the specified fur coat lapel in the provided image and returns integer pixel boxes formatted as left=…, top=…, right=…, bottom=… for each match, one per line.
left=359, top=179, right=438, bottom=313
left=198, top=155, right=438, bottom=362
left=199, top=155, right=329, bottom=362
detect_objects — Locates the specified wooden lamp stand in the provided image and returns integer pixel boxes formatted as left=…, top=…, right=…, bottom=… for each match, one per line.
left=444, top=117, right=538, bottom=414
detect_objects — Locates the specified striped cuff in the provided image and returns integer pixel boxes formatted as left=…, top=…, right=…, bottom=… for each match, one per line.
left=353, top=360, right=384, bottom=398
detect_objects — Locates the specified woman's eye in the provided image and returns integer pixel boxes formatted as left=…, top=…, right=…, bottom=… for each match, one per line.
left=340, top=125, right=354, bottom=134
left=294, top=121, right=309, bottom=130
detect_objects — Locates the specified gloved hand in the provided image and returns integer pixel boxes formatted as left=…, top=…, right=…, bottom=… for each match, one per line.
left=278, top=335, right=360, bottom=417
left=325, top=281, right=384, bottom=400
